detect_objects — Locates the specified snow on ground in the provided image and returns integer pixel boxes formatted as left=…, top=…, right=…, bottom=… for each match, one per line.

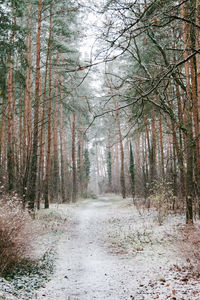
left=35, top=195, right=200, bottom=300
left=32, top=204, right=76, bottom=258
left=1, top=196, right=199, bottom=300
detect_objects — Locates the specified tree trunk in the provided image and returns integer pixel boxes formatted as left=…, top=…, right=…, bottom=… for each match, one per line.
left=59, top=91, right=66, bottom=202
left=26, top=0, right=42, bottom=210
left=180, top=0, right=194, bottom=223
left=77, top=123, right=84, bottom=196
left=159, top=113, right=164, bottom=177
left=7, top=16, right=17, bottom=191
left=52, top=52, right=60, bottom=199
left=148, top=109, right=157, bottom=184
left=129, top=143, right=135, bottom=200
left=37, top=15, right=51, bottom=208
left=72, top=112, right=77, bottom=202
left=189, top=2, right=200, bottom=197
left=23, top=2, right=32, bottom=205
left=44, top=4, right=53, bottom=209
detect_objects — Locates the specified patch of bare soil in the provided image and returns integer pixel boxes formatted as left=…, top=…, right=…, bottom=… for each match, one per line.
left=35, top=196, right=200, bottom=300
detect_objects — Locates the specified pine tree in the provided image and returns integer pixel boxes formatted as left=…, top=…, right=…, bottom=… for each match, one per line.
left=107, top=151, right=112, bottom=187
left=26, top=0, right=42, bottom=210
left=84, top=149, right=90, bottom=197
left=129, top=143, right=135, bottom=200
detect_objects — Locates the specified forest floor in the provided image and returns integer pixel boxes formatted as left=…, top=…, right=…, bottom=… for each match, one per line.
left=34, top=195, right=200, bottom=300
left=1, top=195, right=200, bottom=300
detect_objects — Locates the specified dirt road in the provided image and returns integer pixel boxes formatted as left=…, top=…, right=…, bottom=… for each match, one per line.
left=36, top=197, right=198, bottom=300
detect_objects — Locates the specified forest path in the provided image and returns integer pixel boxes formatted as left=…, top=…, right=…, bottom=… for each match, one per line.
left=36, top=196, right=184, bottom=300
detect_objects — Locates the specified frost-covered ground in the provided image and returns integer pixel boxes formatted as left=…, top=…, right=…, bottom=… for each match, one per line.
left=35, top=196, right=200, bottom=300
left=1, top=196, right=200, bottom=300
left=0, top=204, right=75, bottom=300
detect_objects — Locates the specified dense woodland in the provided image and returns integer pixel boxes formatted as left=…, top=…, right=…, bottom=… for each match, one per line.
left=0, top=0, right=200, bottom=225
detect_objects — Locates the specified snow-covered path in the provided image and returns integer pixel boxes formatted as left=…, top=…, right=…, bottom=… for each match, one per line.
left=37, top=197, right=142, bottom=299
left=36, top=197, right=198, bottom=300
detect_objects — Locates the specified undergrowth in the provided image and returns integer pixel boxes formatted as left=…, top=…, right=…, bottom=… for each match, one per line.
left=0, top=195, right=71, bottom=299
left=0, top=194, right=39, bottom=276
left=148, top=179, right=176, bottom=225
left=0, top=249, right=55, bottom=299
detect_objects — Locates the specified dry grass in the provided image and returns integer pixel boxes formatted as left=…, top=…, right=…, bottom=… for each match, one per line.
left=0, top=194, right=38, bottom=275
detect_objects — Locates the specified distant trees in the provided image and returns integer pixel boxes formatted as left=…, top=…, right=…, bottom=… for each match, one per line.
left=1, top=0, right=200, bottom=225
left=86, top=0, right=200, bottom=223
left=0, top=0, right=91, bottom=208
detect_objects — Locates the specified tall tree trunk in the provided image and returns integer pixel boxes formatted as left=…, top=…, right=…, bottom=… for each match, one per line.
left=129, top=142, right=135, bottom=200
left=77, top=123, right=84, bottom=196
left=72, top=112, right=77, bottom=202
left=114, top=143, right=120, bottom=193
left=189, top=1, right=200, bottom=198
left=107, top=131, right=112, bottom=191
left=63, top=131, right=70, bottom=201
left=159, top=113, right=164, bottom=177
left=26, top=0, right=42, bottom=210
left=142, top=132, right=148, bottom=200
left=23, top=2, right=32, bottom=205
left=196, top=0, right=200, bottom=138
left=135, top=134, right=141, bottom=173
left=37, top=16, right=51, bottom=208
left=7, top=16, right=17, bottom=191
left=180, top=0, right=194, bottom=223
left=175, top=81, right=186, bottom=198
left=171, top=122, right=177, bottom=199
left=149, top=109, right=157, bottom=183
left=195, top=0, right=200, bottom=215
left=52, top=52, right=60, bottom=199
left=115, top=99, right=126, bottom=198
left=0, top=98, right=6, bottom=185
left=44, top=3, right=53, bottom=209
left=60, top=91, right=65, bottom=202
left=19, top=91, right=23, bottom=178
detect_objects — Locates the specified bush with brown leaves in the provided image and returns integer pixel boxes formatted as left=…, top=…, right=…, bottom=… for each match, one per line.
left=0, top=194, right=36, bottom=275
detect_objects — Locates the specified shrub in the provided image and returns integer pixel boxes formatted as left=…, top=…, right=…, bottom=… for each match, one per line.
left=148, top=179, right=176, bottom=225
left=0, top=194, right=36, bottom=275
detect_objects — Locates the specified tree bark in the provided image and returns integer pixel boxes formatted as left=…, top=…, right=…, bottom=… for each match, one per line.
left=59, top=82, right=66, bottom=202
left=159, top=113, right=164, bottom=177
left=52, top=52, right=60, bottom=199
left=7, top=16, right=17, bottom=191
left=44, top=3, right=53, bottom=209
left=180, top=0, right=194, bottom=223
left=27, top=0, right=42, bottom=210
left=23, top=2, right=32, bottom=205
left=72, top=112, right=77, bottom=202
